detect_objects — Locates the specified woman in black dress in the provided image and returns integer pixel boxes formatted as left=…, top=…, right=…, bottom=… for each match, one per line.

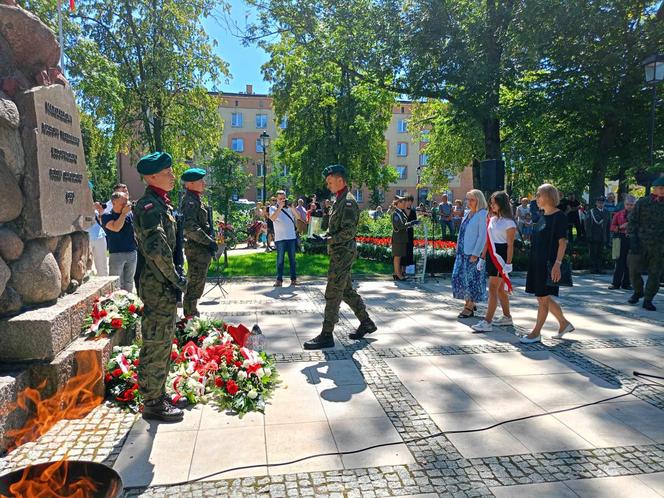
left=521, top=184, right=574, bottom=343
left=401, top=195, right=417, bottom=274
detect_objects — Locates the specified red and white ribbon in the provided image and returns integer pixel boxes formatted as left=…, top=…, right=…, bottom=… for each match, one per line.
left=486, top=217, right=513, bottom=293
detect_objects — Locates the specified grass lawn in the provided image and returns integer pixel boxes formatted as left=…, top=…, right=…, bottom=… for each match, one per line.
left=208, top=251, right=391, bottom=277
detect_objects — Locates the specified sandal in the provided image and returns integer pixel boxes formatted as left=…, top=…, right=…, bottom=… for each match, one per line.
left=458, top=307, right=474, bottom=319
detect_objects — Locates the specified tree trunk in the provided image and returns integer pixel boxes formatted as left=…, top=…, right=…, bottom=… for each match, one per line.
left=588, top=120, right=617, bottom=201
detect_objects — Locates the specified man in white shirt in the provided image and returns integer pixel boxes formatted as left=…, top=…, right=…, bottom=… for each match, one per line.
left=269, top=190, right=303, bottom=286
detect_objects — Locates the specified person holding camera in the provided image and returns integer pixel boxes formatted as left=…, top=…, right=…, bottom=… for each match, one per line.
left=181, top=168, right=217, bottom=317
left=102, top=191, right=137, bottom=292
left=269, top=190, right=302, bottom=287
left=134, top=152, right=187, bottom=422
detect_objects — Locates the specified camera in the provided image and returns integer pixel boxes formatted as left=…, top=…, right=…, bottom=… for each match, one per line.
left=286, top=199, right=292, bottom=207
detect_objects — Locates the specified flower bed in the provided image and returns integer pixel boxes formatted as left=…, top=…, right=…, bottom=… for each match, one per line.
left=105, top=317, right=279, bottom=417
left=83, top=290, right=143, bottom=338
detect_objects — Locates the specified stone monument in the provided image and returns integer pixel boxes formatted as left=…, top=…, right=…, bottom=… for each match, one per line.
left=0, top=2, right=133, bottom=453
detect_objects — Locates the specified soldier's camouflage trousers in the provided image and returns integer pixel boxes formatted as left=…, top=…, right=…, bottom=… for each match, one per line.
left=183, top=245, right=212, bottom=317
left=138, top=272, right=178, bottom=403
left=322, top=247, right=369, bottom=335
left=629, top=244, right=663, bottom=301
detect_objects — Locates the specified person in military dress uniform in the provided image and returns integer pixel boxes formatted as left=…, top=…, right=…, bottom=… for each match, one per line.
left=133, top=152, right=187, bottom=422
left=627, top=175, right=664, bottom=311
left=180, top=168, right=217, bottom=317
left=304, top=164, right=377, bottom=350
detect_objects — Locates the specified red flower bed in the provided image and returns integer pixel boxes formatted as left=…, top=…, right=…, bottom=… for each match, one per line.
left=356, top=236, right=456, bottom=251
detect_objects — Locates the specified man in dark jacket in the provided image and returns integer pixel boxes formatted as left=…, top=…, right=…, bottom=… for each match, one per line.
left=585, top=196, right=610, bottom=273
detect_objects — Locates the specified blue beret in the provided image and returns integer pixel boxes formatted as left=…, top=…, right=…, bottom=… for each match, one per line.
left=181, top=168, right=207, bottom=182
left=322, top=164, right=346, bottom=178
left=137, top=152, right=172, bottom=175
left=653, top=176, right=664, bottom=187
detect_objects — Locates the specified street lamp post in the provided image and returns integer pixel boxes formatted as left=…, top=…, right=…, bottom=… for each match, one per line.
left=642, top=54, right=664, bottom=195
left=416, top=165, right=422, bottom=205
left=260, top=131, right=270, bottom=202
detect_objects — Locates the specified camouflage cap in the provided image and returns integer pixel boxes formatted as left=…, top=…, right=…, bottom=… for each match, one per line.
left=322, top=164, right=346, bottom=178
left=181, top=167, right=206, bottom=182
left=137, top=152, right=172, bottom=175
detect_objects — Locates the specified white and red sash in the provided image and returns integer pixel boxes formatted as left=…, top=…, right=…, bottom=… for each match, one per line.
left=486, top=217, right=513, bottom=293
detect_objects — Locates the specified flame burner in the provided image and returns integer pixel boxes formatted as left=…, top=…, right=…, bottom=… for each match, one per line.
left=0, top=460, right=123, bottom=498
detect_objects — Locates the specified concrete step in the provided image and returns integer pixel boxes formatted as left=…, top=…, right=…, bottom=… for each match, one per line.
left=0, top=276, right=118, bottom=362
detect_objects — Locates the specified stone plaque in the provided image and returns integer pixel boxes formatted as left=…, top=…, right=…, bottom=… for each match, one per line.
left=15, top=85, right=94, bottom=239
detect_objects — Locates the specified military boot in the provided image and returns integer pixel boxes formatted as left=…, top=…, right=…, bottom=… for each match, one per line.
left=349, top=319, right=377, bottom=340
left=643, top=300, right=657, bottom=311
left=628, top=293, right=643, bottom=304
left=303, top=333, right=335, bottom=350
left=142, top=395, right=184, bottom=422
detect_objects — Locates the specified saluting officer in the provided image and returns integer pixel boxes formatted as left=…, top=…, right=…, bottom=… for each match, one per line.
left=304, top=164, right=377, bottom=350
left=133, top=152, right=187, bottom=422
left=181, top=168, right=217, bottom=317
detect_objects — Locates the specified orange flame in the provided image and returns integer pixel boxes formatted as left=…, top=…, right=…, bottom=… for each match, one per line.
left=6, top=350, right=103, bottom=452
left=6, top=457, right=100, bottom=497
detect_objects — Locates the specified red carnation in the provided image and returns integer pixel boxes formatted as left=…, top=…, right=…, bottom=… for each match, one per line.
left=234, top=360, right=242, bottom=367
left=112, top=368, right=122, bottom=377
left=133, top=359, right=140, bottom=366
left=128, top=304, right=137, bottom=313
left=170, top=351, right=178, bottom=361
left=104, top=373, right=112, bottom=383
left=214, top=376, right=224, bottom=388
left=110, top=318, right=123, bottom=329
left=172, top=338, right=179, bottom=345
left=225, top=379, right=239, bottom=395
left=99, top=309, right=108, bottom=318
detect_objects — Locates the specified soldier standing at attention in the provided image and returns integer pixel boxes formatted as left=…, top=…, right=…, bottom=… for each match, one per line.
left=134, top=152, right=187, bottom=422
left=304, top=164, right=377, bottom=350
left=181, top=168, right=217, bottom=317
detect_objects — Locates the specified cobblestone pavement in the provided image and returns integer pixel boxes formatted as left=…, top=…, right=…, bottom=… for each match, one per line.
left=1, top=275, right=663, bottom=497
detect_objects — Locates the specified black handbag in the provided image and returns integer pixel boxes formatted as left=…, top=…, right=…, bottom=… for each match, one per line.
left=546, top=214, right=573, bottom=287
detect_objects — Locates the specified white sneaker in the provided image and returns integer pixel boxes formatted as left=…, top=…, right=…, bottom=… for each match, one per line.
left=492, top=316, right=513, bottom=327
left=471, top=320, right=493, bottom=333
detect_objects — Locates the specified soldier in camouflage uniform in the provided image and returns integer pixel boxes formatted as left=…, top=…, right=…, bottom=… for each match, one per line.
left=304, top=164, right=377, bottom=350
left=133, top=152, right=188, bottom=422
left=627, top=176, right=664, bottom=311
left=180, top=168, right=217, bottom=317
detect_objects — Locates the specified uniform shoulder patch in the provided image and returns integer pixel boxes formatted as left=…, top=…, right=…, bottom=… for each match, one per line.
left=143, top=203, right=154, bottom=211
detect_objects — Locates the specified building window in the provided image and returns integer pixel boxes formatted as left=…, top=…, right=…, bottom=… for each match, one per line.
left=396, top=165, right=407, bottom=179
left=279, top=116, right=288, bottom=129
left=396, top=142, right=408, bottom=156
left=256, top=114, right=268, bottom=128
left=396, top=189, right=407, bottom=197
left=231, top=138, right=244, bottom=152
left=419, top=188, right=429, bottom=204
left=354, top=189, right=364, bottom=203
left=257, top=187, right=265, bottom=200
left=231, top=112, right=243, bottom=128
left=256, top=138, right=265, bottom=153
left=282, top=164, right=289, bottom=176
left=419, top=153, right=429, bottom=166
left=397, top=119, right=407, bottom=133
left=257, top=163, right=266, bottom=177
left=421, top=129, right=430, bottom=142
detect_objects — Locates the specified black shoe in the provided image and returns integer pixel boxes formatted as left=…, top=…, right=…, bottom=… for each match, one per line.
left=142, top=395, right=184, bottom=422
left=622, top=285, right=633, bottom=290
left=643, top=300, right=657, bottom=311
left=628, top=293, right=643, bottom=304
left=303, top=334, right=335, bottom=350
left=349, top=319, right=377, bottom=340
left=608, top=285, right=619, bottom=290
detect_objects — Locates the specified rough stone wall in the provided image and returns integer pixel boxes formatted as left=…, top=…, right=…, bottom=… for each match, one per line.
left=0, top=4, right=94, bottom=316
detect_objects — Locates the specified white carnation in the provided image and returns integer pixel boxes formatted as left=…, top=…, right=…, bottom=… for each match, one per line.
left=237, top=370, right=248, bottom=381
left=248, top=389, right=258, bottom=399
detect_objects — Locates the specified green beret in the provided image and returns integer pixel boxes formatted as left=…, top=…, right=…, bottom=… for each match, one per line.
left=653, top=176, right=664, bottom=187
left=322, top=164, right=346, bottom=178
left=137, top=152, right=172, bottom=175
left=181, top=168, right=207, bottom=182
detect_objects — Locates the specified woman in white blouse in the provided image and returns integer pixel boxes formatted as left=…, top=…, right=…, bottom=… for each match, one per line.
left=472, top=191, right=516, bottom=333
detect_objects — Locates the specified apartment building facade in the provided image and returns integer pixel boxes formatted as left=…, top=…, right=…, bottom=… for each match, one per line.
left=118, top=85, right=472, bottom=205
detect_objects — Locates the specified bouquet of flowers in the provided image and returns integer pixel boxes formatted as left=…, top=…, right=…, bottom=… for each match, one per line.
left=105, top=343, right=142, bottom=412
left=83, top=290, right=143, bottom=338
left=168, top=317, right=279, bottom=417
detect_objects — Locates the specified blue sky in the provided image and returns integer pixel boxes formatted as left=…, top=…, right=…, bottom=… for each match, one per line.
left=203, top=0, right=271, bottom=94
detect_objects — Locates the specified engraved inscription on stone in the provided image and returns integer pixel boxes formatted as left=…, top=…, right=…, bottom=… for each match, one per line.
left=16, top=85, right=94, bottom=239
